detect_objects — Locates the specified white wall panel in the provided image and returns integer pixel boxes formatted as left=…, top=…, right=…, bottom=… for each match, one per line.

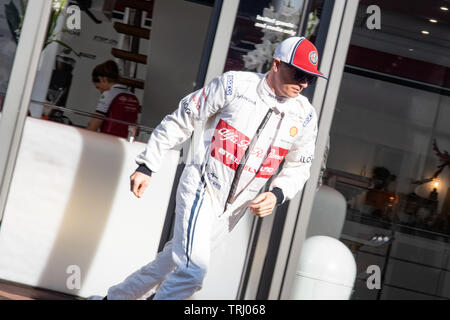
left=0, top=118, right=179, bottom=298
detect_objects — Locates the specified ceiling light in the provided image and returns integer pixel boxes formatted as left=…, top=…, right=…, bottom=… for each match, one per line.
left=408, top=48, right=414, bottom=51
left=440, top=6, right=449, bottom=11
left=429, top=19, right=438, bottom=23
left=421, top=30, right=430, bottom=34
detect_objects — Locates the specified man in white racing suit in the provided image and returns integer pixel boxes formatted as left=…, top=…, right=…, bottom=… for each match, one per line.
left=102, top=36, right=328, bottom=300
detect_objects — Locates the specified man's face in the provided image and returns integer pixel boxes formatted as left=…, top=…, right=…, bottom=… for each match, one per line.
left=271, top=59, right=312, bottom=98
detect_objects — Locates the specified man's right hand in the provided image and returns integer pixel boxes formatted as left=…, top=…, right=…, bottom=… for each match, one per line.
left=130, top=171, right=151, bottom=198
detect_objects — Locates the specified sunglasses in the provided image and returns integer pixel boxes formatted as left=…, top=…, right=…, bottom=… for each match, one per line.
left=282, top=62, right=317, bottom=85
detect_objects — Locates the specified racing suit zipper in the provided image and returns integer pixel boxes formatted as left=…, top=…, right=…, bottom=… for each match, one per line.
left=228, top=110, right=285, bottom=206
left=225, top=108, right=273, bottom=208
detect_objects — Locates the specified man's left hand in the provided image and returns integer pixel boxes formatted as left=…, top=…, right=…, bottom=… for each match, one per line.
left=249, top=192, right=277, bottom=217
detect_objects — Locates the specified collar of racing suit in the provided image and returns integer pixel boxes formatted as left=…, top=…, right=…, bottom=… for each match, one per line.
left=259, top=73, right=291, bottom=106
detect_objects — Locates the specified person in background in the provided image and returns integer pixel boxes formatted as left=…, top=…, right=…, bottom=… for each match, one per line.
left=87, top=60, right=140, bottom=138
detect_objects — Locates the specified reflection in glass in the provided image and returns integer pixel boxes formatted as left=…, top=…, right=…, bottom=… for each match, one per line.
left=224, top=0, right=323, bottom=73
left=25, top=0, right=153, bottom=136
left=0, top=0, right=29, bottom=111
left=326, top=0, right=450, bottom=300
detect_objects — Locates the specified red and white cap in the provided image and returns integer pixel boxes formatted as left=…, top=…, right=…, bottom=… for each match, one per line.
left=274, top=36, right=328, bottom=79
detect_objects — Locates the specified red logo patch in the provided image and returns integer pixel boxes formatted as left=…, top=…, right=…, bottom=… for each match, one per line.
left=210, top=119, right=250, bottom=170
left=210, top=119, right=288, bottom=178
left=256, top=146, right=289, bottom=178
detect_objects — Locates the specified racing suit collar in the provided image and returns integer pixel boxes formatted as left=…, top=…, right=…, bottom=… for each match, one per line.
left=259, top=73, right=292, bottom=106
left=111, top=83, right=128, bottom=90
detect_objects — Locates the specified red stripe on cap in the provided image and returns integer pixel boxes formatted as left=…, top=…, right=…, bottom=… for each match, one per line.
left=290, top=38, right=304, bottom=64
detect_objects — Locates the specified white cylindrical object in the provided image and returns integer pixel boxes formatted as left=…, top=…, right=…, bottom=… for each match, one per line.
left=291, top=236, right=356, bottom=300
left=306, top=185, right=347, bottom=239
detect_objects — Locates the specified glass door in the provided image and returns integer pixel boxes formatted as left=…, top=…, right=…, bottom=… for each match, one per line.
left=323, top=0, right=450, bottom=299
left=0, top=0, right=52, bottom=224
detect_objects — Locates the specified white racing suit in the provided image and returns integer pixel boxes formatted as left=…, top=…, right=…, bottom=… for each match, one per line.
left=107, top=71, right=318, bottom=300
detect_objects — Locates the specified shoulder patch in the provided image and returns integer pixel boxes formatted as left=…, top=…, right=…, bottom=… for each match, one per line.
left=303, top=110, right=313, bottom=127
left=226, top=74, right=234, bottom=96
